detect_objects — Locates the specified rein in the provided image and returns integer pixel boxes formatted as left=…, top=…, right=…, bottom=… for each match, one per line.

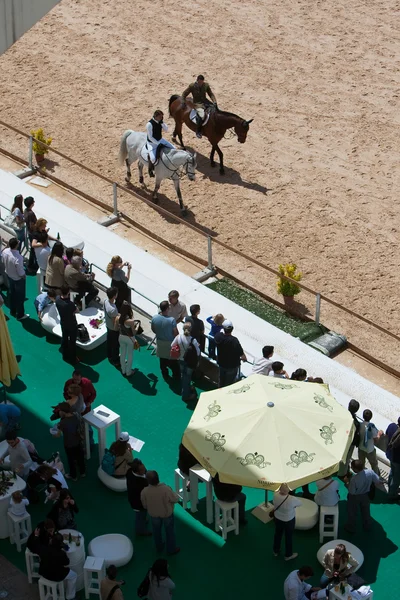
left=161, top=152, right=192, bottom=179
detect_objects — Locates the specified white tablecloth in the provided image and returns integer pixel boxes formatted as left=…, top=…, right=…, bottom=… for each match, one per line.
left=60, top=528, right=86, bottom=591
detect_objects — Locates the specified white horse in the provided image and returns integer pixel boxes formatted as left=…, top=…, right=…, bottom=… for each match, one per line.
left=118, top=130, right=197, bottom=215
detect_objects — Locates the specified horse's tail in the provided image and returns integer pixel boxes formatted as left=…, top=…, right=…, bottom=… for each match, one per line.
left=118, top=130, right=133, bottom=165
left=169, top=94, right=180, bottom=116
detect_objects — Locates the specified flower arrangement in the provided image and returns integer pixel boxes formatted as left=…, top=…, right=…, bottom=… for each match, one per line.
left=30, top=128, right=52, bottom=155
left=276, top=263, right=302, bottom=297
left=89, top=317, right=104, bottom=329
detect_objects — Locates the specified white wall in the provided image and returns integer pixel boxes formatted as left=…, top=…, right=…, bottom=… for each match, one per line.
left=0, top=0, right=61, bottom=55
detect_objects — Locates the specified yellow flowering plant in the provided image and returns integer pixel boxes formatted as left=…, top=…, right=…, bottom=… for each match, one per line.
left=277, top=263, right=302, bottom=297
left=31, top=128, right=52, bottom=155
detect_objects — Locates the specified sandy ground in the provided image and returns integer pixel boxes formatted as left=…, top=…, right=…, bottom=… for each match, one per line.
left=1, top=0, right=400, bottom=369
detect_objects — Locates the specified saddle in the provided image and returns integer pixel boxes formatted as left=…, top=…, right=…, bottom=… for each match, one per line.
left=189, top=108, right=211, bottom=126
left=140, top=144, right=172, bottom=166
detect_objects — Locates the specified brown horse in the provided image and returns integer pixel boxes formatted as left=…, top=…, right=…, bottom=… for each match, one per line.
left=168, top=95, right=253, bottom=175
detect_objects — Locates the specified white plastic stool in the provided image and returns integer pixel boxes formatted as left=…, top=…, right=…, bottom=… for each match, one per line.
left=214, top=499, right=239, bottom=540
left=319, top=504, right=339, bottom=542
left=189, top=464, right=213, bottom=524
left=38, top=577, right=66, bottom=600
left=70, top=291, right=85, bottom=310
left=83, top=556, right=105, bottom=599
left=8, top=511, right=32, bottom=552
left=174, top=468, right=190, bottom=509
left=25, top=548, right=41, bottom=584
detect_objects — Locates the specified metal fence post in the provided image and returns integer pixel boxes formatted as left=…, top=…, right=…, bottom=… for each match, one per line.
left=28, top=136, right=33, bottom=169
left=113, top=182, right=118, bottom=216
left=315, top=293, right=321, bottom=326
left=207, top=236, right=213, bottom=270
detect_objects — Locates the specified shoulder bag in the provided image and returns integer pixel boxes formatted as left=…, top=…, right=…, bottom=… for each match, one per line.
left=106, top=584, right=120, bottom=600
left=269, top=494, right=289, bottom=519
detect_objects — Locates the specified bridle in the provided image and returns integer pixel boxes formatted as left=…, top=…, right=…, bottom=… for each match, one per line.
left=161, top=151, right=196, bottom=180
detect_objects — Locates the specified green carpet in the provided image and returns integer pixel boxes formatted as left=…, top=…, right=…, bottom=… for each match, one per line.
left=0, top=276, right=397, bottom=599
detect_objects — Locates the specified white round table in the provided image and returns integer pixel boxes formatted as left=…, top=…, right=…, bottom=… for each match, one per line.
left=0, top=473, right=26, bottom=538
left=59, top=529, right=86, bottom=591
left=317, top=538, right=364, bottom=572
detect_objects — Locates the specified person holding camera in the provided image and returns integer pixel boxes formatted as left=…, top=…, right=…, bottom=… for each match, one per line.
left=106, top=255, right=132, bottom=311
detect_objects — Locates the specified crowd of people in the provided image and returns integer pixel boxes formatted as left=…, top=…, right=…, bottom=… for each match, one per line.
left=1, top=192, right=399, bottom=600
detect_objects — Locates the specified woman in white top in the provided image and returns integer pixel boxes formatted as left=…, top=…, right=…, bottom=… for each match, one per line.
left=171, top=322, right=200, bottom=402
left=148, top=559, right=175, bottom=600
left=272, top=483, right=301, bottom=561
left=10, top=194, right=26, bottom=251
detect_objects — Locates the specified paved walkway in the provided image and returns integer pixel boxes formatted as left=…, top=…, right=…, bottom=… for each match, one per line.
left=0, top=554, right=39, bottom=600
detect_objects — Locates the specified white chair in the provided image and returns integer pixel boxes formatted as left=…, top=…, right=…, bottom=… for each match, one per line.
left=214, top=499, right=239, bottom=540
left=38, top=577, right=65, bottom=600
left=88, top=534, right=133, bottom=567
left=319, top=504, right=339, bottom=543
left=295, top=498, right=319, bottom=530
left=83, top=556, right=105, bottom=599
left=8, top=511, right=32, bottom=552
left=189, top=464, right=213, bottom=524
left=174, top=468, right=190, bottom=509
left=25, top=548, right=41, bottom=584
left=317, top=539, right=364, bottom=572
left=97, top=466, right=127, bottom=492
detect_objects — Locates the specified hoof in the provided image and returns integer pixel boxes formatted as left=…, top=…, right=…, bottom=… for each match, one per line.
left=139, top=176, right=144, bottom=184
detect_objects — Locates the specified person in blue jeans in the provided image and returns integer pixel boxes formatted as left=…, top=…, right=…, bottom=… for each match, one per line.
left=140, top=471, right=180, bottom=555
left=171, top=323, right=200, bottom=402
left=206, top=313, right=224, bottom=359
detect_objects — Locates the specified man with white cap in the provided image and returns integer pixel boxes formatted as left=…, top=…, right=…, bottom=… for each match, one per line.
left=214, top=320, right=247, bottom=388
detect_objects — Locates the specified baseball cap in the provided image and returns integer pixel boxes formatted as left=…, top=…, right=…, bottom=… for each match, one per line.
left=222, top=319, right=233, bottom=329
left=119, top=432, right=129, bottom=442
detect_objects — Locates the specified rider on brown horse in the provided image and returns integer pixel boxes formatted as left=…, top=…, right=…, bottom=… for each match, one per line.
left=182, top=75, right=217, bottom=139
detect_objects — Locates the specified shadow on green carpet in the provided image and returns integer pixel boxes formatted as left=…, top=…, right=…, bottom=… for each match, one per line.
left=0, top=277, right=398, bottom=599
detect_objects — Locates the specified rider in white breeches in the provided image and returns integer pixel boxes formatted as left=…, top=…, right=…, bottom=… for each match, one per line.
left=146, top=110, right=175, bottom=176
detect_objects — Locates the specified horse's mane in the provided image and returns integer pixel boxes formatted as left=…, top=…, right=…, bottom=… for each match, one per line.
left=216, top=108, right=244, bottom=120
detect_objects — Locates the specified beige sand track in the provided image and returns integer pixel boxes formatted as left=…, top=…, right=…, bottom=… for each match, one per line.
left=1, top=0, right=399, bottom=368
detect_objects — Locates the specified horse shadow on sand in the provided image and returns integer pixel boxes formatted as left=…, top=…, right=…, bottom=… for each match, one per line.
left=192, top=148, right=271, bottom=196
left=124, top=178, right=218, bottom=237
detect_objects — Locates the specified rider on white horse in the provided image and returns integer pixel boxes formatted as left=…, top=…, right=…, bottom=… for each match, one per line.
left=146, top=110, right=175, bottom=177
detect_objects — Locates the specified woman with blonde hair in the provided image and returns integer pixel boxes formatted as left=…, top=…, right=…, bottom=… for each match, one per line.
left=321, top=543, right=359, bottom=587
left=272, top=483, right=302, bottom=561
left=106, top=255, right=131, bottom=310
left=171, top=322, right=200, bottom=402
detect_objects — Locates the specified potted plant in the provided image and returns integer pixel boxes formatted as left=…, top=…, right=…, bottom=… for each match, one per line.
left=30, top=128, right=52, bottom=163
left=277, top=262, right=302, bottom=307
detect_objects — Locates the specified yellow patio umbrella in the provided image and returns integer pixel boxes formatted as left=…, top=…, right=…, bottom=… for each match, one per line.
left=183, top=374, right=354, bottom=491
left=0, top=307, right=21, bottom=387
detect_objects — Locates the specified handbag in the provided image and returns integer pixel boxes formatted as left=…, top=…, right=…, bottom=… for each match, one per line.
left=269, top=494, right=289, bottom=519
left=170, top=343, right=180, bottom=360
left=106, top=585, right=120, bottom=600
left=77, top=323, right=90, bottom=343
left=133, top=319, right=144, bottom=335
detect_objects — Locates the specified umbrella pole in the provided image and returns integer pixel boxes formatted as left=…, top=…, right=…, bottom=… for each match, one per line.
left=252, top=489, right=274, bottom=524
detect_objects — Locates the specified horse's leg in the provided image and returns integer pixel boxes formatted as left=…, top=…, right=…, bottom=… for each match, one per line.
left=125, top=159, right=132, bottom=183
left=215, top=144, right=225, bottom=175
left=152, top=176, right=161, bottom=204
left=172, top=119, right=185, bottom=150
left=138, top=161, right=144, bottom=184
left=173, top=177, right=187, bottom=216
left=210, top=146, right=216, bottom=168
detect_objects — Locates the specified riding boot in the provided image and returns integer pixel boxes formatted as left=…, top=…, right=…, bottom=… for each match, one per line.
left=196, top=116, right=203, bottom=139
left=148, top=158, right=155, bottom=178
